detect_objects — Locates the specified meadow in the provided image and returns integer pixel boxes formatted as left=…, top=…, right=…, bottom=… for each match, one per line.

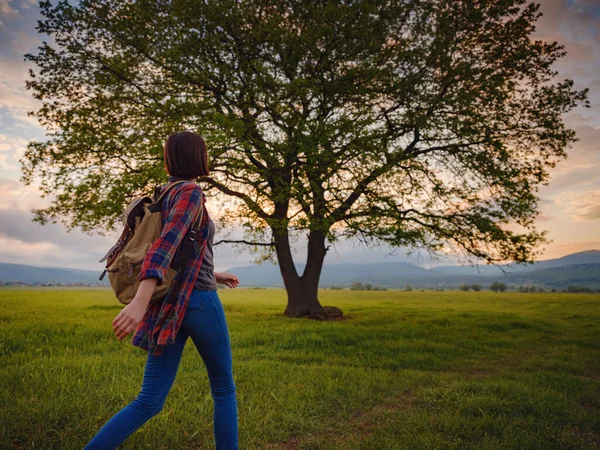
left=0, top=287, right=598, bottom=449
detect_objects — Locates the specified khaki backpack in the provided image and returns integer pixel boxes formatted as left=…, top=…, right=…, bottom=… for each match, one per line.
left=98, top=180, right=203, bottom=305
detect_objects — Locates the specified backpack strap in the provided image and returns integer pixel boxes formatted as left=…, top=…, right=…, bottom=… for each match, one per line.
left=153, top=185, right=162, bottom=202
left=148, top=179, right=206, bottom=271
left=148, top=180, right=190, bottom=213
left=171, top=199, right=205, bottom=271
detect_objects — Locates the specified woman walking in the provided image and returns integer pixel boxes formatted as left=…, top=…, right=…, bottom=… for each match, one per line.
left=85, top=131, right=240, bottom=449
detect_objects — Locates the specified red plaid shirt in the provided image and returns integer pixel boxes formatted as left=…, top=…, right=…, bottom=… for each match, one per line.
left=132, top=179, right=210, bottom=356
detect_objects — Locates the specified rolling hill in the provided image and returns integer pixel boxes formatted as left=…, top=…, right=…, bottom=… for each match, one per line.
left=1, top=250, right=599, bottom=289
left=225, top=250, right=600, bottom=289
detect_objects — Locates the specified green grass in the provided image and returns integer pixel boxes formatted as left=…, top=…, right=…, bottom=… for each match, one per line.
left=0, top=287, right=598, bottom=449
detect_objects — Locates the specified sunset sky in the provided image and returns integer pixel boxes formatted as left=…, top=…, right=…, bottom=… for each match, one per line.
left=0, top=0, right=598, bottom=272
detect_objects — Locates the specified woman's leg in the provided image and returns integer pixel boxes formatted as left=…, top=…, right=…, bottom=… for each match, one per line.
left=182, top=289, right=239, bottom=450
left=84, top=327, right=190, bottom=450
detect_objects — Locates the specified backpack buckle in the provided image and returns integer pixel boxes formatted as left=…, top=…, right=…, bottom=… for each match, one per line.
left=189, top=230, right=196, bottom=241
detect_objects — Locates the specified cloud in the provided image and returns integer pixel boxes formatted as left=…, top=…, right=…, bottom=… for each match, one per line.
left=0, top=175, right=49, bottom=208
left=537, top=124, right=600, bottom=200
left=17, top=0, right=36, bottom=12
left=563, top=110, right=597, bottom=126
left=0, top=225, right=117, bottom=270
left=0, top=0, right=19, bottom=19
left=0, top=131, right=29, bottom=170
left=531, top=0, right=600, bottom=123
left=0, top=0, right=49, bottom=128
left=553, top=189, right=600, bottom=221
left=0, top=175, right=266, bottom=271
left=570, top=124, right=600, bottom=157
left=534, top=0, right=600, bottom=45
left=541, top=240, right=600, bottom=260
left=0, top=56, right=45, bottom=128
left=0, top=235, right=57, bottom=255
left=545, top=165, right=599, bottom=191
left=0, top=176, right=118, bottom=269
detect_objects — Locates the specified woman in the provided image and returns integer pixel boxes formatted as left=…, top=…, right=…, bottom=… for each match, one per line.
left=85, top=131, right=240, bottom=450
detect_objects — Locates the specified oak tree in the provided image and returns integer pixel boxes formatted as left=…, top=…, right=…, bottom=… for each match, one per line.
left=23, top=0, right=589, bottom=318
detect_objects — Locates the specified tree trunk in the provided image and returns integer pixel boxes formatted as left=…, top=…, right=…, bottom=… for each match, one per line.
left=273, top=229, right=336, bottom=319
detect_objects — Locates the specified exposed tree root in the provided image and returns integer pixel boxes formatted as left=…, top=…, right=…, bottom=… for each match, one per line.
left=284, top=305, right=345, bottom=320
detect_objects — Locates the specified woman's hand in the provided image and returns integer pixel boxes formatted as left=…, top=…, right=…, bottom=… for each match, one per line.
left=112, top=278, right=157, bottom=340
left=113, top=301, right=147, bottom=340
left=216, top=272, right=240, bottom=289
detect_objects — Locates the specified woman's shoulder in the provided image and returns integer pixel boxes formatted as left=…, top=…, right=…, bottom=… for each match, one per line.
left=161, top=181, right=202, bottom=196
left=161, top=182, right=204, bottom=208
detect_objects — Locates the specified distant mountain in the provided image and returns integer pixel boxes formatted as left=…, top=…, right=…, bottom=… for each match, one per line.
left=225, top=250, right=600, bottom=289
left=1, top=250, right=599, bottom=289
left=0, top=262, right=108, bottom=285
left=226, top=261, right=433, bottom=287
left=430, top=250, right=600, bottom=276
left=503, top=263, right=600, bottom=288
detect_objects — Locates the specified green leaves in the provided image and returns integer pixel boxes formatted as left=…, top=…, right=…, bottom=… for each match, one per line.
left=22, top=0, right=589, bottom=269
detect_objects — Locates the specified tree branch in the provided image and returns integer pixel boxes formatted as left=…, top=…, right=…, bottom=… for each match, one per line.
left=214, top=239, right=275, bottom=247
left=202, top=176, right=271, bottom=220
left=327, top=129, right=420, bottom=223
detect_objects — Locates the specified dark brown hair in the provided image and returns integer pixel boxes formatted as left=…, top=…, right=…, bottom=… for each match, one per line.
left=163, top=131, right=210, bottom=178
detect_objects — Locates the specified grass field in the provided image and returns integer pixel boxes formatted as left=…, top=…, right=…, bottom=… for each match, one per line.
left=0, top=287, right=598, bottom=449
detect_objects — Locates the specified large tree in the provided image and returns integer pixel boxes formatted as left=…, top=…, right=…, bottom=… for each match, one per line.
left=23, top=0, right=588, bottom=318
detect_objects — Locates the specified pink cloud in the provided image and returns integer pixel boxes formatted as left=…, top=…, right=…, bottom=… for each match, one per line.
left=540, top=240, right=600, bottom=260
left=553, top=189, right=600, bottom=221
left=531, top=0, right=600, bottom=68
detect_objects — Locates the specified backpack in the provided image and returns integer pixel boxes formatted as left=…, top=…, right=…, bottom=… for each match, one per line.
left=98, top=180, right=204, bottom=305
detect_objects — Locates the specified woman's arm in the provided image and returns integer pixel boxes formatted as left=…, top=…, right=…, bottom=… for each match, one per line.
left=137, top=184, right=202, bottom=287
left=132, top=277, right=159, bottom=308
left=215, top=271, right=240, bottom=288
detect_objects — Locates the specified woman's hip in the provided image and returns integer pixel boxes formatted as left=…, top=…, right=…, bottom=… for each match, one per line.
left=184, top=289, right=226, bottom=329
left=183, top=289, right=234, bottom=368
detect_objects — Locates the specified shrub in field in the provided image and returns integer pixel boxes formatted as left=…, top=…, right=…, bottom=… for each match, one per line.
left=490, top=282, right=507, bottom=292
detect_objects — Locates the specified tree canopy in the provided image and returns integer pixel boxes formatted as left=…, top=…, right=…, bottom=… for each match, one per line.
left=23, top=0, right=589, bottom=316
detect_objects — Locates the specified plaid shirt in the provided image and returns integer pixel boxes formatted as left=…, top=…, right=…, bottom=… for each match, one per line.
left=131, top=177, right=210, bottom=356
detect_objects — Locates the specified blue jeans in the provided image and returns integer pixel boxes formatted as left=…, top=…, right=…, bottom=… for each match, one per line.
left=84, top=289, right=238, bottom=449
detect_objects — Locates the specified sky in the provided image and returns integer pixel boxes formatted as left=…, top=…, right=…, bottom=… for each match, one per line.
left=0, top=0, right=598, bottom=272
